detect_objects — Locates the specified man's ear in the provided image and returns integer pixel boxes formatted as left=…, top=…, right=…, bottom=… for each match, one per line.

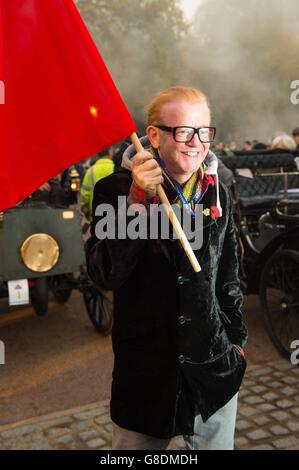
left=146, top=125, right=160, bottom=149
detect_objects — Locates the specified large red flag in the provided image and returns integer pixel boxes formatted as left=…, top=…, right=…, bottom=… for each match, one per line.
left=0, top=0, right=136, bottom=211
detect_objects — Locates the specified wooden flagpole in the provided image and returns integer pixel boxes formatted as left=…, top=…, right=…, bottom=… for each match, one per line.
left=130, top=132, right=201, bottom=273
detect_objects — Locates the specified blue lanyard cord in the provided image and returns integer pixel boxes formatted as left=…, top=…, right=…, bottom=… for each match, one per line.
left=155, top=154, right=202, bottom=218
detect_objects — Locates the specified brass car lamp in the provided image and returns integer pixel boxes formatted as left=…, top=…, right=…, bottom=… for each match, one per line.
left=20, top=233, right=59, bottom=272
left=69, top=169, right=81, bottom=192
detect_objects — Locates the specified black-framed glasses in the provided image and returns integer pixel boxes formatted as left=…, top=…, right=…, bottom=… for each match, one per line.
left=156, top=125, right=216, bottom=143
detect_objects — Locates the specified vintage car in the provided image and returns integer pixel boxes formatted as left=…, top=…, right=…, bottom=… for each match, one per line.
left=221, top=149, right=299, bottom=360
left=0, top=173, right=112, bottom=335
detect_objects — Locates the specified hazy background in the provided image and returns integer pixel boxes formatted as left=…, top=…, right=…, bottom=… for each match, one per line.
left=76, top=0, right=299, bottom=144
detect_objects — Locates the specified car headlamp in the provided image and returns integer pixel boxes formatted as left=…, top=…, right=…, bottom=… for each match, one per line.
left=20, top=233, right=59, bottom=272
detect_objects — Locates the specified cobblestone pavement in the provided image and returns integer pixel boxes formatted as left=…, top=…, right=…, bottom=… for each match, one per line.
left=0, top=361, right=298, bottom=451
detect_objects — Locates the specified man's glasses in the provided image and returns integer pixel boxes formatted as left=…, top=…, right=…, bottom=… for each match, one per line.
left=156, top=125, right=216, bottom=143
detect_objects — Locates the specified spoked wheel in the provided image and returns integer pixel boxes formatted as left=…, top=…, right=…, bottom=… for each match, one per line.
left=83, top=285, right=113, bottom=335
left=260, top=249, right=299, bottom=360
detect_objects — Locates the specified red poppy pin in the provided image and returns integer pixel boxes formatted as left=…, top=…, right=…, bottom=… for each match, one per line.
left=210, top=205, right=221, bottom=219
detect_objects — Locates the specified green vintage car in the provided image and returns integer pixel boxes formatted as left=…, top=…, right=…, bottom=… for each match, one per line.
left=0, top=199, right=112, bottom=335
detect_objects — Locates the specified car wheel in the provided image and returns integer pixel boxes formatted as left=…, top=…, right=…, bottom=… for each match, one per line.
left=83, top=285, right=113, bottom=335
left=260, top=249, right=299, bottom=361
left=51, top=274, right=73, bottom=303
left=31, top=277, right=48, bottom=316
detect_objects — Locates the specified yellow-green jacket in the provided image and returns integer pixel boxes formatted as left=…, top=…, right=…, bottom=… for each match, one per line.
left=80, top=157, right=114, bottom=219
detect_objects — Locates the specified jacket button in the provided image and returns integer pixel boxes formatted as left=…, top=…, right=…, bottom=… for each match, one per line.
left=178, top=315, right=186, bottom=325
left=177, top=275, right=184, bottom=285
left=178, top=355, right=185, bottom=364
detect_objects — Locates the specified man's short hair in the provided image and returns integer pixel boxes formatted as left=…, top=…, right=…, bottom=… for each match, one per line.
left=292, top=127, right=299, bottom=136
left=145, top=86, right=210, bottom=126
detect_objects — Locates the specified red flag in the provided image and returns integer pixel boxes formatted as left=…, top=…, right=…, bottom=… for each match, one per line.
left=0, top=0, right=136, bottom=211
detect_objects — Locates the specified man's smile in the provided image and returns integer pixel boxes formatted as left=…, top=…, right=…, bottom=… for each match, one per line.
left=181, top=150, right=201, bottom=157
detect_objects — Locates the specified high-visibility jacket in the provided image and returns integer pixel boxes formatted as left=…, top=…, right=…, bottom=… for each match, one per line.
left=80, top=157, right=114, bottom=218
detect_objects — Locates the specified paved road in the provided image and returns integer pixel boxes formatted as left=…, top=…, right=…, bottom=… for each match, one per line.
left=0, top=290, right=281, bottom=428
left=1, top=362, right=299, bottom=450
left=0, top=291, right=113, bottom=426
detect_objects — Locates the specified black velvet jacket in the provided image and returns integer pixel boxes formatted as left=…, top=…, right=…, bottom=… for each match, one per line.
left=86, top=169, right=248, bottom=438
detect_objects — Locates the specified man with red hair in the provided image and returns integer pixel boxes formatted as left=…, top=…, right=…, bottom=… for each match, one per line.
left=87, top=86, right=247, bottom=450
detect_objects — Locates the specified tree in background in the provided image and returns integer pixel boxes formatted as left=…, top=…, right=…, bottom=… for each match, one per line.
left=76, top=0, right=188, bottom=132
left=76, top=0, right=299, bottom=142
left=182, top=0, right=299, bottom=142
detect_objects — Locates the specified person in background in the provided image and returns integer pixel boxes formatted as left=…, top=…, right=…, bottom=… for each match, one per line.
left=252, top=142, right=267, bottom=150
left=229, top=141, right=237, bottom=151
left=270, top=134, right=297, bottom=151
left=242, top=141, right=252, bottom=151
left=80, top=149, right=114, bottom=220
left=25, top=175, right=69, bottom=206
left=214, top=141, right=234, bottom=158
left=269, top=131, right=287, bottom=145
left=214, top=141, right=225, bottom=153
left=112, top=139, right=132, bottom=170
left=292, top=127, right=299, bottom=150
